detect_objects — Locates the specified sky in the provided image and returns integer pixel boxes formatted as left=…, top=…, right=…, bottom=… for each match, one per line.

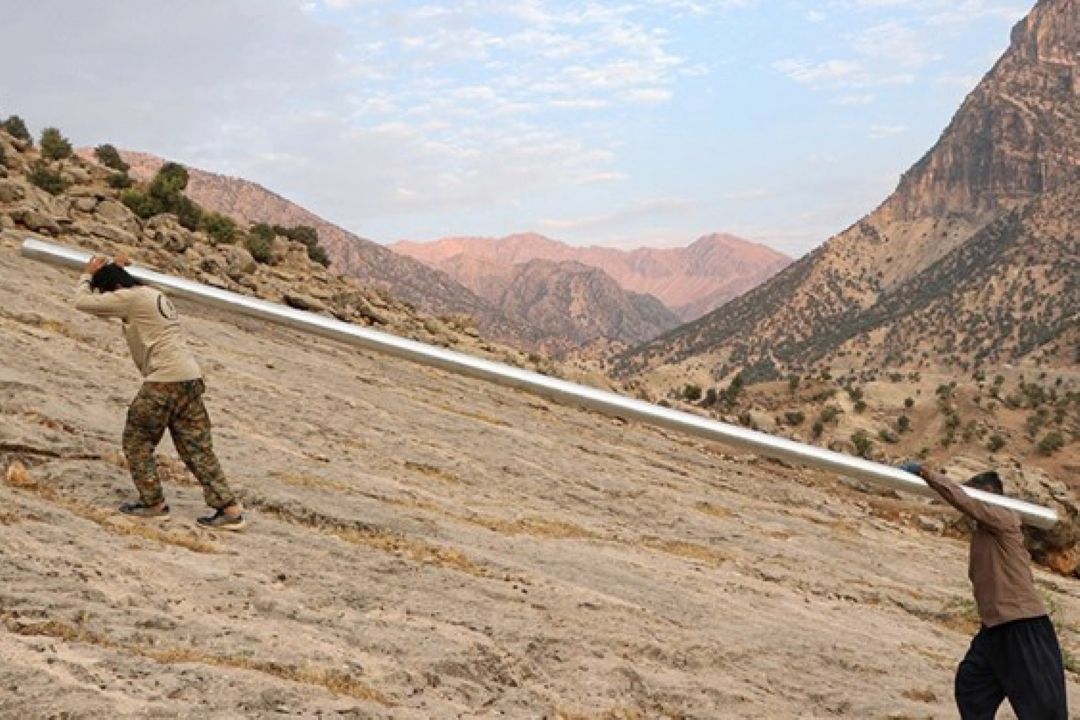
left=0, top=1, right=1028, bottom=256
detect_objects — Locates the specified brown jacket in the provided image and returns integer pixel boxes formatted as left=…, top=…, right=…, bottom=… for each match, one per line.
left=922, top=470, right=1046, bottom=627
left=75, top=275, right=202, bottom=383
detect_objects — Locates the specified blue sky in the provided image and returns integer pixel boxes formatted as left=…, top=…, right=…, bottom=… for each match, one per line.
left=0, top=1, right=1027, bottom=255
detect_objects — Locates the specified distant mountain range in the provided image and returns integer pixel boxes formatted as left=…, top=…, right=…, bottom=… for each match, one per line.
left=392, top=232, right=791, bottom=322
left=114, top=151, right=542, bottom=347
left=613, top=0, right=1079, bottom=387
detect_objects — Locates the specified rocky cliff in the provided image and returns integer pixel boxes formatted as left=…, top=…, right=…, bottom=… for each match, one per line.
left=614, top=0, right=1078, bottom=386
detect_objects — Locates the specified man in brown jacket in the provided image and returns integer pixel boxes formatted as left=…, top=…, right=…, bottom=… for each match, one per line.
left=75, top=254, right=245, bottom=531
left=902, top=461, right=1067, bottom=719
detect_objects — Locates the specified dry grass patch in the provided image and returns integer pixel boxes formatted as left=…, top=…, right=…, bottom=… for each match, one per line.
left=641, top=538, right=730, bottom=567
left=3, top=614, right=392, bottom=705
left=145, top=647, right=394, bottom=706
left=402, top=460, right=463, bottom=484
left=270, top=470, right=351, bottom=493
left=462, top=513, right=600, bottom=540
left=902, top=687, right=938, bottom=703
left=329, top=525, right=490, bottom=578
left=4, top=459, right=220, bottom=554
left=693, top=501, right=732, bottom=520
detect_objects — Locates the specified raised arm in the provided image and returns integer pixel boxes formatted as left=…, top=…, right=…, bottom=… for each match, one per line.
left=73, top=256, right=130, bottom=319
left=916, top=466, right=1017, bottom=532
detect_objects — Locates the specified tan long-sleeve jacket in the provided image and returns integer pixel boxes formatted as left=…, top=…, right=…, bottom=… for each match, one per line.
left=922, top=470, right=1046, bottom=627
left=74, top=275, right=202, bottom=383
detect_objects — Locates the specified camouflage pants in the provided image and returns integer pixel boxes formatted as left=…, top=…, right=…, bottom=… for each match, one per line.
left=122, top=379, right=236, bottom=510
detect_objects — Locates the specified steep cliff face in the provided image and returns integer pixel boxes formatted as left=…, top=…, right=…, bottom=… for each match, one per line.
left=882, top=0, right=1079, bottom=222
left=614, top=0, right=1079, bottom=385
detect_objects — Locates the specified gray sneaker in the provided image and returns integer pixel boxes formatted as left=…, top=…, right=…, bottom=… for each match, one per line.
left=196, top=508, right=246, bottom=532
left=119, top=500, right=170, bottom=518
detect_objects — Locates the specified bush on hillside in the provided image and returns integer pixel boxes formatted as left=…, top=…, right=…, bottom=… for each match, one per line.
left=173, top=195, right=202, bottom=231
left=0, top=142, right=6, bottom=168
left=28, top=160, right=67, bottom=195
left=149, top=162, right=190, bottom=208
left=94, top=143, right=129, bottom=172
left=107, top=172, right=133, bottom=189
left=1037, top=432, right=1064, bottom=456
left=200, top=211, right=237, bottom=244
left=120, top=189, right=162, bottom=219
left=2, top=115, right=32, bottom=144
left=308, top=243, right=330, bottom=267
left=244, top=232, right=273, bottom=264
left=40, top=127, right=73, bottom=161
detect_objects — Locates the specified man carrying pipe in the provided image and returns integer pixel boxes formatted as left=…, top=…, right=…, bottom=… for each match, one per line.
left=74, top=254, right=246, bottom=531
left=901, top=461, right=1066, bottom=719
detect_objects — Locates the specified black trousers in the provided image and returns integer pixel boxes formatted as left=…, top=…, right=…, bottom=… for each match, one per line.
left=955, top=615, right=1067, bottom=719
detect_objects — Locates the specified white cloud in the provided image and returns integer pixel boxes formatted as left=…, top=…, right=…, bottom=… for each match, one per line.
left=807, top=10, right=827, bottom=22
left=935, top=72, right=981, bottom=90
left=868, top=123, right=907, bottom=138
left=772, top=58, right=864, bottom=85
left=853, top=21, right=939, bottom=68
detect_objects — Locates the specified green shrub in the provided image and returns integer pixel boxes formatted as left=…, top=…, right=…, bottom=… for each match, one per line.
left=819, top=405, right=841, bottom=424
left=987, top=434, right=1006, bottom=452
left=703, top=388, right=718, bottom=407
left=787, top=374, right=800, bottom=392
left=897, top=415, right=910, bottom=433
left=244, top=232, right=273, bottom=263
left=1037, top=432, right=1065, bottom=456
left=173, top=195, right=202, bottom=231
left=107, top=172, right=133, bottom=189
left=149, top=162, right=190, bottom=207
left=0, top=142, right=6, bottom=167
left=2, top=115, right=32, bottom=144
left=27, top=160, right=67, bottom=195
left=39, top=127, right=72, bottom=161
left=94, top=144, right=129, bottom=172
left=811, top=421, right=824, bottom=438
left=851, top=430, right=873, bottom=458
left=683, top=384, right=702, bottom=402
left=307, top=243, right=330, bottom=267
left=200, top=211, right=237, bottom=244
left=784, top=410, right=805, bottom=426
left=120, top=189, right=163, bottom=219
left=904, top=397, right=914, bottom=409
left=878, top=428, right=899, bottom=444
left=853, top=399, right=867, bottom=414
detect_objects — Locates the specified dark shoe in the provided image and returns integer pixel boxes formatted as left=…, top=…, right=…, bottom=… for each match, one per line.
left=119, top=500, right=170, bottom=518
left=196, top=508, right=246, bottom=532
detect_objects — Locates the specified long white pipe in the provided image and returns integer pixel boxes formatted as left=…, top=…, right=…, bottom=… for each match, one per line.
left=21, top=237, right=1059, bottom=529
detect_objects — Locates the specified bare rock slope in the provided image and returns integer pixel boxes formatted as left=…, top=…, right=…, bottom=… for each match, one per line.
left=6, top=223, right=1080, bottom=717
left=2, top=160, right=1080, bottom=716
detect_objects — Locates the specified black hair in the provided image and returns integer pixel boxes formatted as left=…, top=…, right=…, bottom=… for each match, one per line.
left=966, top=470, right=1004, bottom=494
left=90, top=264, right=141, bottom=293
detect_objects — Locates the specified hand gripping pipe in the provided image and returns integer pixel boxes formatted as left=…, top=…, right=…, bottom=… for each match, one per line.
left=22, top=237, right=1059, bottom=529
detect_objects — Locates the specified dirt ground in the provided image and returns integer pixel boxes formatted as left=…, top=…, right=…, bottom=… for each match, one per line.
left=2, top=233, right=1078, bottom=719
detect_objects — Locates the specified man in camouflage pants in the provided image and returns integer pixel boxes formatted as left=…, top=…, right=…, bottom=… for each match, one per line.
left=75, top=254, right=245, bottom=531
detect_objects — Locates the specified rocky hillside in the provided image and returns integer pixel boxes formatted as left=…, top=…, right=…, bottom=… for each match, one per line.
left=614, top=0, right=1078, bottom=386
left=493, top=260, right=680, bottom=355
left=111, top=151, right=535, bottom=348
left=2, top=131, right=556, bottom=377
left=5, top=191, right=1080, bottom=718
left=392, top=232, right=791, bottom=321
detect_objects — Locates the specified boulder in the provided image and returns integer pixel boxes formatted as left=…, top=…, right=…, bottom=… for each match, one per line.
left=94, top=199, right=140, bottom=233
left=224, top=245, right=257, bottom=278
left=283, top=293, right=327, bottom=313
left=73, top=197, right=98, bottom=213
left=61, top=166, right=92, bottom=185
left=9, top=207, right=61, bottom=235
left=0, top=179, right=25, bottom=204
